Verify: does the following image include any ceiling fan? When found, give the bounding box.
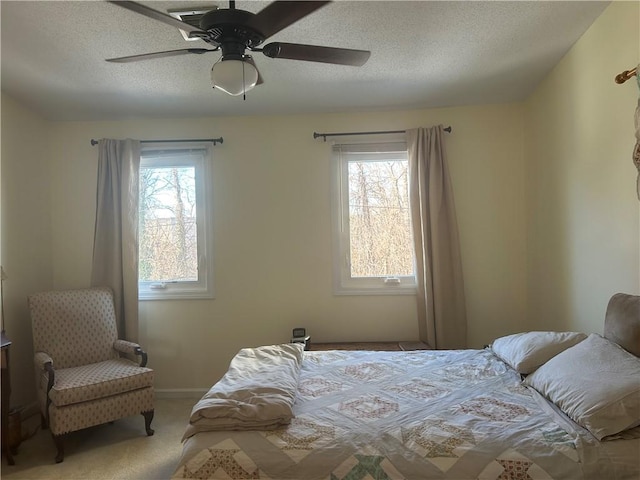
[106,0,371,97]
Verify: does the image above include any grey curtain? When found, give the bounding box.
[91,139,141,342]
[407,126,467,349]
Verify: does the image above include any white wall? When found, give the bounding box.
[39,104,526,393]
[524,1,640,333]
[0,93,54,406]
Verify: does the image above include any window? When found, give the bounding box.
[138,143,214,300]
[331,142,416,295]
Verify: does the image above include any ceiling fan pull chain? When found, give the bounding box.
[242,60,247,101]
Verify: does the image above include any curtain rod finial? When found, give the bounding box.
[312,132,327,142]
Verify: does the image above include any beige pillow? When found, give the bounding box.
[491,331,587,374]
[524,333,640,440]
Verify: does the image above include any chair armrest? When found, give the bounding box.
[113,339,148,367]
[34,351,56,422]
[34,351,54,371]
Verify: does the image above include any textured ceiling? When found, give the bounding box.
[1,1,609,121]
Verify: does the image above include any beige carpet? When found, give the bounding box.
[1,398,195,480]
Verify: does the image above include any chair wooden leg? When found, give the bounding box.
[52,434,64,463]
[142,410,154,436]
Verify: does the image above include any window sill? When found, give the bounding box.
[139,289,214,301]
[333,287,417,296]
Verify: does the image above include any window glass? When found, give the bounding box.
[332,143,416,295]
[139,144,214,300]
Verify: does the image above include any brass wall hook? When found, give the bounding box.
[615,67,637,84]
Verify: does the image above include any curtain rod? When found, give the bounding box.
[90,137,223,146]
[313,126,452,142]
[615,66,637,84]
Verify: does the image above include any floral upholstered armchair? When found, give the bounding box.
[28,287,154,463]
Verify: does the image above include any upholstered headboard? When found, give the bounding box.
[604,293,640,357]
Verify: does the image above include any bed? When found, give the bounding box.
[172,293,640,480]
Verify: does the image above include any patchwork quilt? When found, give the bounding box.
[172,348,640,479]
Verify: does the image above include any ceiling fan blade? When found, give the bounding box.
[107,1,207,36]
[244,56,264,85]
[246,1,330,40]
[262,43,371,66]
[106,48,218,63]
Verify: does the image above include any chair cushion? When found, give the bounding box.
[47,358,154,407]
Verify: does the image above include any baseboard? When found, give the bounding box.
[155,388,208,399]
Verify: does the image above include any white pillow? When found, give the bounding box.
[491,331,587,374]
[524,333,640,440]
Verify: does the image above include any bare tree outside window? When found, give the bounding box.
[139,165,198,282]
[348,159,413,278]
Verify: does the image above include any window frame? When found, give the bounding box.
[331,142,417,296]
[138,142,214,301]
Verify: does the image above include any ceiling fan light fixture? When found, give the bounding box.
[211,58,258,96]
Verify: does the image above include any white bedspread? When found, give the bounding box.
[183,343,304,439]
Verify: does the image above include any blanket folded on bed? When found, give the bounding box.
[182,343,304,440]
